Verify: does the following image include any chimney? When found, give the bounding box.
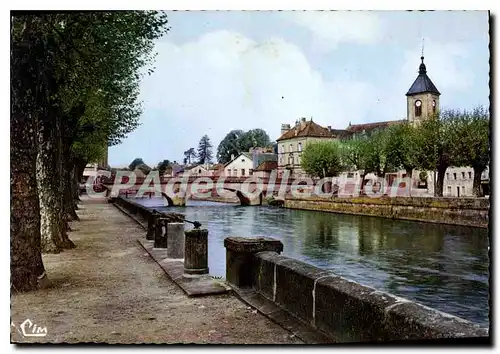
[280,123,291,135]
[231,154,235,161]
[299,117,307,129]
[327,125,332,130]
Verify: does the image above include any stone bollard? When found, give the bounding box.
[184,229,209,275]
[166,223,185,259]
[224,237,283,289]
[154,218,168,248]
[146,211,158,240]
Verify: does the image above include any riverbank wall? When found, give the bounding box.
[189,195,240,204]
[284,196,489,228]
[224,237,489,343]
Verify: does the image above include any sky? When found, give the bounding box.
[108,10,490,168]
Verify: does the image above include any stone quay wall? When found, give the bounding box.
[284,196,489,228]
[112,195,155,225]
[224,237,489,343]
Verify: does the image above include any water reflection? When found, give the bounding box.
[134,197,489,326]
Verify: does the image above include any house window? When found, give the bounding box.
[297,156,300,165]
[241,169,245,176]
[415,100,422,117]
[347,172,354,178]
[453,173,457,180]
[432,100,436,114]
[447,186,452,195]
[298,142,302,152]
[289,144,293,152]
[249,169,253,175]
[446,173,449,180]
[468,172,472,179]
[227,169,231,176]
[198,169,202,174]
[281,145,284,154]
[233,169,237,175]
[288,154,293,165]
[462,186,465,194]
[461,172,465,179]
[242,159,245,162]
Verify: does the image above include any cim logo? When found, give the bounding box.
[15,319,47,337]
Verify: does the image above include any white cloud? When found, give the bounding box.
[285,11,384,52]
[109,12,488,166]
[136,30,380,163]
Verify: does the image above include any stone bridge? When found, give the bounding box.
[101,175,299,206]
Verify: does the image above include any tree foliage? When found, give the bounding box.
[384,122,419,173]
[216,130,244,164]
[216,128,271,163]
[183,148,197,165]
[239,129,271,151]
[156,159,171,176]
[129,158,145,171]
[444,106,490,196]
[360,129,395,177]
[301,140,343,178]
[337,107,489,196]
[197,135,213,164]
[340,137,368,172]
[412,112,460,196]
[11,11,170,291]
[136,163,151,175]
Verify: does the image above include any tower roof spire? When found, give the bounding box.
[419,38,426,74]
[419,56,427,75]
[406,45,440,97]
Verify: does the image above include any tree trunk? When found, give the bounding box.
[36,113,64,253]
[60,156,76,248]
[74,159,86,202]
[11,16,47,292]
[72,161,84,204]
[472,166,484,197]
[359,173,366,196]
[11,114,48,291]
[62,152,79,221]
[435,165,447,197]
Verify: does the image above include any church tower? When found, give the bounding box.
[406,56,440,124]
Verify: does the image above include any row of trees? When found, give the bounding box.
[301,107,490,197]
[11,12,169,291]
[180,134,214,165]
[124,158,175,176]
[125,129,272,172]
[124,134,214,177]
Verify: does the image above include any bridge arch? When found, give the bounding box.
[161,192,174,207]
[223,188,262,206]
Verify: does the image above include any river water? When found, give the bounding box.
[135,197,490,326]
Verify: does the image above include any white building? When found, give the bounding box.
[185,164,211,177]
[224,153,254,177]
[443,166,490,197]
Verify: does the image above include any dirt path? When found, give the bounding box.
[10,197,302,344]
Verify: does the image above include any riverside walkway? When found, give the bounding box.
[10,197,302,344]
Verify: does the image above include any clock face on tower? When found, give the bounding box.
[415,100,422,107]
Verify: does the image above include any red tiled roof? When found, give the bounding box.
[345,120,405,134]
[254,161,278,172]
[277,120,333,141]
